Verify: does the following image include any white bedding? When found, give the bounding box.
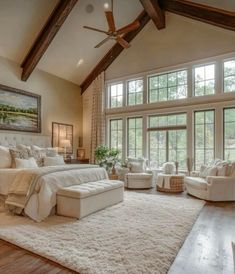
[1,165,108,222]
[0,168,22,196]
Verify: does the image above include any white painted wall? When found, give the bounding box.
[0,56,82,156]
[106,13,235,81]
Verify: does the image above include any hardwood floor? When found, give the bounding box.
[0,189,234,274]
[0,240,76,274]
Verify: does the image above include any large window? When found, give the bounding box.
[194,110,215,170]
[224,60,235,93]
[127,117,143,157]
[148,113,187,168]
[148,70,187,103]
[224,108,235,160]
[127,79,143,105]
[109,119,123,157]
[194,64,215,96]
[109,83,123,108]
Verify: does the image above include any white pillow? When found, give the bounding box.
[46,148,58,157]
[129,162,144,173]
[15,157,38,169]
[207,166,217,176]
[44,156,65,166]
[217,165,227,176]
[16,144,31,150]
[0,146,12,168]
[31,145,58,157]
[162,162,175,174]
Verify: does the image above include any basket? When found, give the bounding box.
[157,176,184,193]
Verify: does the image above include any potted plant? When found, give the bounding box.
[95,145,120,174]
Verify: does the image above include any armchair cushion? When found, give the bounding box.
[127,157,146,173]
[185,177,207,190]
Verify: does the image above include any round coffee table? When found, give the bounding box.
[156,173,185,193]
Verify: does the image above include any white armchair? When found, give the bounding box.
[118,157,153,189]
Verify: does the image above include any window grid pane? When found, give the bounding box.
[224,60,235,93]
[194,110,215,170]
[148,70,187,103]
[127,117,143,158]
[224,108,235,160]
[127,79,144,106]
[110,119,123,158]
[109,83,123,108]
[194,64,215,96]
[149,113,187,169]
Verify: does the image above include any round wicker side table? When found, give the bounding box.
[156,173,185,193]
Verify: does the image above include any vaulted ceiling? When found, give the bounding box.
[0,0,234,89]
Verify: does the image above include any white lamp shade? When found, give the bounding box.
[60,139,71,148]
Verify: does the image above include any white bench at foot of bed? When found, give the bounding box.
[56,180,124,219]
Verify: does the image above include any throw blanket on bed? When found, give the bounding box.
[5,164,100,215]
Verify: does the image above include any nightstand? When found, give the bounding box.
[65,159,89,164]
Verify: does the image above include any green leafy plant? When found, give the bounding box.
[95,144,120,173]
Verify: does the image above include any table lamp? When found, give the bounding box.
[60,139,71,159]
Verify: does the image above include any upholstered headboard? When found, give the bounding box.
[0,132,51,147]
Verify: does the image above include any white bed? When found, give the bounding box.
[0,133,107,222]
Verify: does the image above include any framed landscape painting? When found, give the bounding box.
[0,84,41,133]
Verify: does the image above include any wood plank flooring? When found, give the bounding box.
[0,189,234,274]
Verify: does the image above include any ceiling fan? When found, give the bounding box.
[83,0,140,49]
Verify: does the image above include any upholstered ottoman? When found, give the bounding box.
[57,180,124,219]
[125,173,153,189]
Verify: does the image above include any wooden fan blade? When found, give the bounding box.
[83,26,109,34]
[94,37,110,48]
[116,36,130,49]
[105,11,116,32]
[117,21,140,35]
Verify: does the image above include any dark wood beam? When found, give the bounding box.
[139,0,165,29]
[159,0,235,31]
[80,11,150,93]
[21,0,78,81]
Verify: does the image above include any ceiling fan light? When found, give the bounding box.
[76,59,84,67]
[103,3,110,10]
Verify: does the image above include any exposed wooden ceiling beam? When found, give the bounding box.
[139,0,165,29]
[159,0,235,31]
[21,0,78,81]
[80,11,150,93]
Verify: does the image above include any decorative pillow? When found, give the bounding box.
[207,166,217,176]
[127,157,146,173]
[0,146,12,168]
[31,145,42,150]
[162,162,175,174]
[28,149,46,167]
[44,156,65,166]
[9,148,29,168]
[15,157,38,169]
[217,166,227,176]
[46,147,58,157]
[129,162,144,173]
[16,144,31,150]
[31,145,58,158]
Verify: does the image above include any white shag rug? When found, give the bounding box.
[0,192,204,274]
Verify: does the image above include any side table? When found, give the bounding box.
[65,158,89,164]
[108,174,119,180]
[156,173,185,193]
